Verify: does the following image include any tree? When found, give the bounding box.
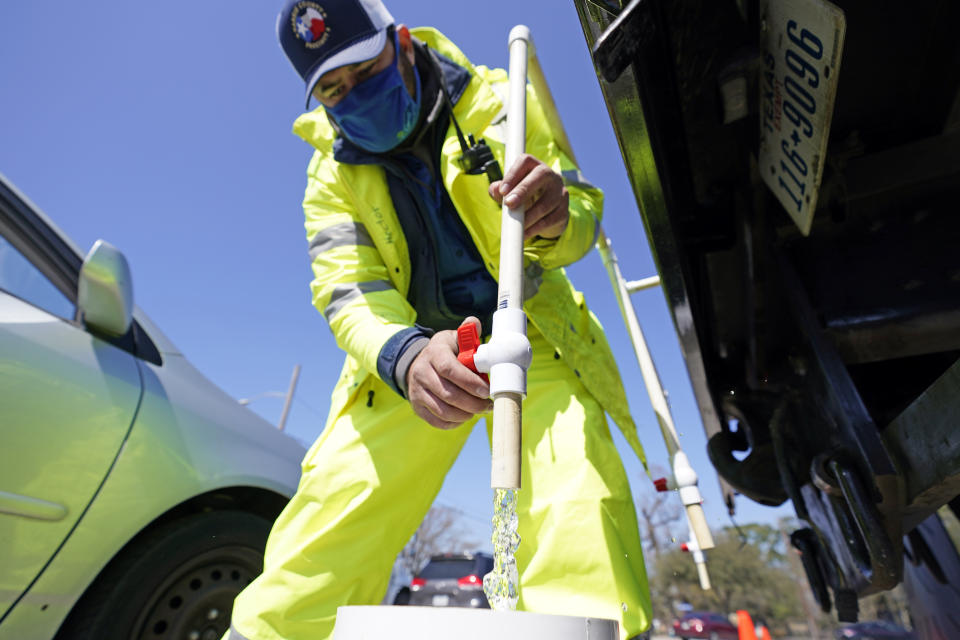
[382,505,480,603]
[397,505,480,576]
[651,526,802,631]
[731,522,788,565]
[779,517,834,639]
[859,585,911,629]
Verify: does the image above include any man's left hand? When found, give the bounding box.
[488,154,569,241]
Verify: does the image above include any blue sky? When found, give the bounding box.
[0,1,793,549]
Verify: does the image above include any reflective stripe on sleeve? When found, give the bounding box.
[324,280,394,322]
[308,222,374,261]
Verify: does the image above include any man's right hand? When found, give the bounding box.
[405,317,492,429]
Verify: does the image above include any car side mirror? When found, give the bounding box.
[78,239,133,337]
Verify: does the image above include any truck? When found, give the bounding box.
[572,0,960,635]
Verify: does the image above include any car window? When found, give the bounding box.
[0,234,74,320]
[419,559,476,579]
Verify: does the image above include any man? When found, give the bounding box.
[227,1,651,638]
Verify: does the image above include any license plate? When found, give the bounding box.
[759,0,845,235]
[432,594,450,607]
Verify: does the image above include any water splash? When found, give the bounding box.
[482,488,521,610]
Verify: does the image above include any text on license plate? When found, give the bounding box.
[432,594,450,606]
[759,0,845,235]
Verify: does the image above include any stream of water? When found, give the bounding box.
[482,488,521,611]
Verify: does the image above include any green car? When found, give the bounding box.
[0,173,305,640]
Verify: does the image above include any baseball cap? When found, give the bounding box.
[277,0,395,109]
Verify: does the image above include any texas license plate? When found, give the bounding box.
[759,0,845,235]
[432,594,450,606]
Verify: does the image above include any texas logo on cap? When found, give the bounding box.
[291,2,330,49]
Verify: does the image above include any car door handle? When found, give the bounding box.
[0,490,68,521]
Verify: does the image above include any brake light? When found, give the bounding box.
[411,577,426,589]
[457,574,481,587]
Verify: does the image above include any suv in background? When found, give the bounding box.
[672,611,738,640]
[408,552,494,608]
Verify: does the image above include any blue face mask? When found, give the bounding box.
[326,31,421,153]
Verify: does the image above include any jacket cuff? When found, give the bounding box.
[394,336,431,398]
[376,326,434,398]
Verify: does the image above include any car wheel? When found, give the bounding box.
[56,510,271,640]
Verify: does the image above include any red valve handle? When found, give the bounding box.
[653,477,669,492]
[456,323,489,383]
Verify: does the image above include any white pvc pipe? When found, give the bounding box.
[683,525,712,591]
[625,275,661,293]
[489,25,532,490]
[498,25,531,312]
[696,557,712,591]
[596,227,714,550]
[596,228,681,459]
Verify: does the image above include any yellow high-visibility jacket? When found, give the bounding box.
[293,27,645,466]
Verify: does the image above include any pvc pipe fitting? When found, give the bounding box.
[681,537,708,565]
[681,539,700,554]
[672,451,703,507]
[508,25,533,54]
[652,452,703,504]
[474,308,532,397]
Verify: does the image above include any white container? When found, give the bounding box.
[332,606,619,640]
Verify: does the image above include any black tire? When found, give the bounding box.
[56,510,271,640]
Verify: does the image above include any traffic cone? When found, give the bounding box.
[736,610,759,640]
[758,625,773,640]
